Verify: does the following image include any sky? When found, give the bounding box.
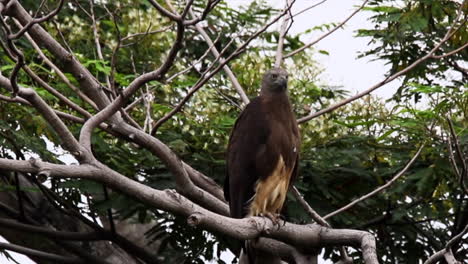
[1,1,403,263]
[230,0,402,99]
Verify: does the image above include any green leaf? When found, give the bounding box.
[318,50,329,55]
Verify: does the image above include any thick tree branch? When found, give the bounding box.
[0,157,379,263]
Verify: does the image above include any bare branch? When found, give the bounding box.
[288,0,328,20]
[183,0,222,26]
[0,15,25,96]
[0,218,102,241]
[447,132,462,179]
[424,222,468,264]
[291,186,329,227]
[189,8,249,105]
[22,66,92,118]
[8,0,65,40]
[121,25,172,42]
[89,0,112,90]
[147,0,181,21]
[165,34,218,83]
[115,123,229,216]
[0,74,87,159]
[274,0,295,68]
[291,186,352,263]
[286,0,369,58]
[431,42,468,59]
[324,144,424,220]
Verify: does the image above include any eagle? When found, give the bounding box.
[224,67,300,227]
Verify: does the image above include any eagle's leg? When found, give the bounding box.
[262,212,282,227]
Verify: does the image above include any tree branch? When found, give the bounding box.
[0,157,379,263]
[7,0,65,40]
[274,0,295,68]
[189,7,249,105]
[0,74,87,160]
[0,242,84,264]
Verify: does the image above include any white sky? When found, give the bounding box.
[232,0,402,100]
[1,1,400,263]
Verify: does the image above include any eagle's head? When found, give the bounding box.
[261,68,289,94]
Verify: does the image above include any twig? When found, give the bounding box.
[291,186,353,263]
[89,0,112,92]
[0,15,25,96]
[0,218,102,241]
[121,25,172,42]
[286,0,369,58]
[447,132,462,179]
[324,144,424,220]
[291,186,329,227]
[287,0,328,20]
[431,42,468,59]
[152,35,236,132]
[165,33,219,83]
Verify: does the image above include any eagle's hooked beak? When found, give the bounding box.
[277,76,288,87]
